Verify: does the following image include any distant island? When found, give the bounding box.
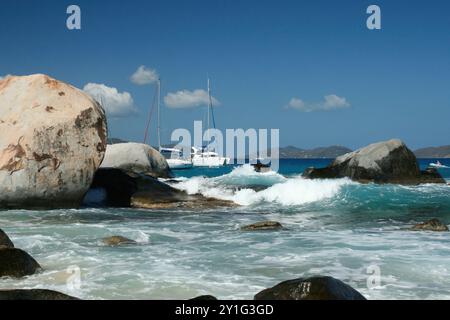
[414,146,450,158]
[108,138,450,159]
[278,146,352,159]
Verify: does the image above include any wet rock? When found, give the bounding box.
[190,295,218,300]
[0,289,79,300]
[241,221,283,231]
[0,74,107,209]
[102,236,137,246]
[410,218,449,232]
[303,139,445,185]
[87,168,236,209]
[100,143,172,179]
[254,276,366,300]
[0,229,14,248]
[0,248,41,278]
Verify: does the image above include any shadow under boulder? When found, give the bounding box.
[254,276,366,300]
[85,168,236,209]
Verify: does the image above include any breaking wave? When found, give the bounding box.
[171,164,354,206]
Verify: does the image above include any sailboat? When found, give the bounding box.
[191,78,230,167]
[146,79,193,170]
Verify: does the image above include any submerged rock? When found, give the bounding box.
[100,143,172,179]
[254,276,366,300]
[88,168,235,209]
[102,236,137,246]
[303,139,445,185]
[410,219,449,232]
[241,221,283,231]
[190,295,218,300]
[0,229,14,248]
[0,289,79,300]
[0,248,41,278]
[0,74,107,209]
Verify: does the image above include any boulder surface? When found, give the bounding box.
[254,276,366,300]
[303,139,445,185]
[100,143,172,178]
[0,247,41,278]
[0,74,107,209]
[0,229,14,248]
[0,289,79,300]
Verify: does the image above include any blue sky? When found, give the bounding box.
[1,0,449,149]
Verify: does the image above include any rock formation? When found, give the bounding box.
[303,139,445,185]
[0,74,107,209]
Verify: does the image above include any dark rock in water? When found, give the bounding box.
[252,163,272,173]
[254,276,366,300]
[0,289,79,300]
[0,229,14,248]
[0,248,41,278]
[88,168,236,209]
[241,221,283,231]
[190,295,218,300]
[303,139,445,185]
[419,168,447,184]
[410,219,449,232]
[102,236,137,246]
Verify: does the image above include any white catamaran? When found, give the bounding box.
[191,78,230,167]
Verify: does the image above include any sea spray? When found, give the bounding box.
[171,164,354,206]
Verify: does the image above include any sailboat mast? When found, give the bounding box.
[157,78,161,151]
[207,78,211,149]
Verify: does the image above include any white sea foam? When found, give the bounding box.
[172,165,353,206]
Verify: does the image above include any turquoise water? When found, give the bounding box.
[1,159,450,300]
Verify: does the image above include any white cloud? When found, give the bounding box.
[130,65,159,85]
[286,94,350,112]
[164,89,220,109]
[83,83,137,117]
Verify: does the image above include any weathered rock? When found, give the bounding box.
[0,248,41,278]
[254,276,366,300]
[303,139,445,185]
[190,295,218,300]
[100,143,172,178]
[241,221,283,231]
[87,168,236,209]
[0,229,14,248]
[410,219,449,232]
[102,236,137,246]
[0,74,107,209]
[0,289,79,300]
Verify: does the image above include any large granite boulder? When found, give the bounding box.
[303,139,445,185]
[86,168,235,209]
[100,143,172,178]
[254,276,366,300]
[0,229,14,248]
[0,247,41,278]
[0,74,107,209]
[0,289,79,300]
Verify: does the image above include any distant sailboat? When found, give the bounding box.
[191,78,230,167]
[145,79,193,170]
